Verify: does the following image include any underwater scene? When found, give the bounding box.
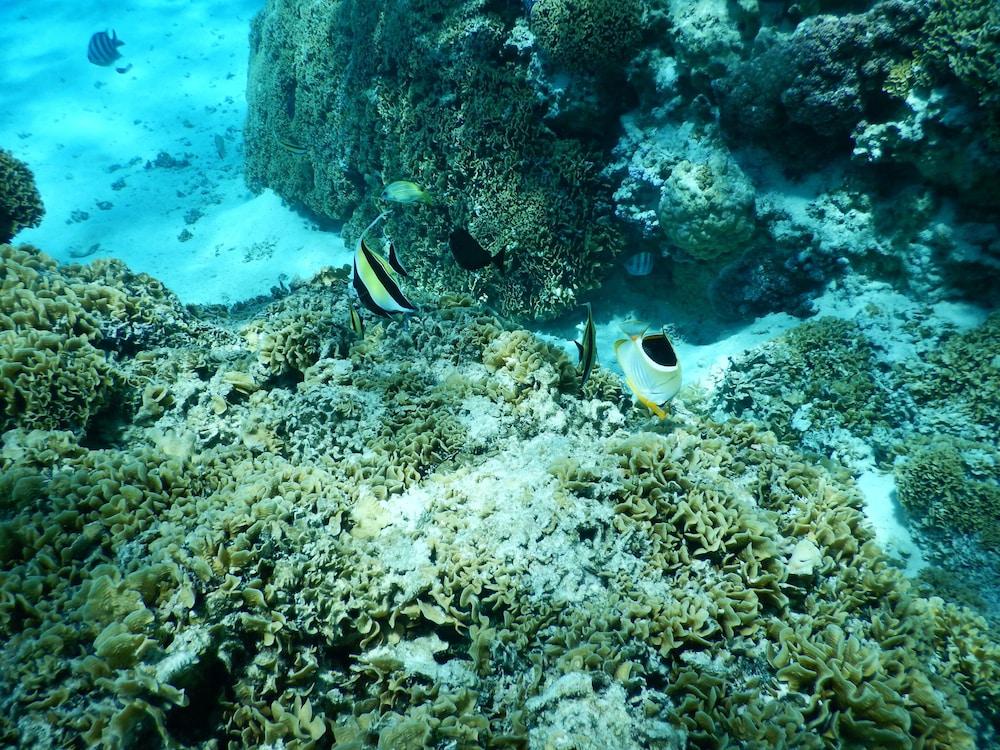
[1,0,998,748]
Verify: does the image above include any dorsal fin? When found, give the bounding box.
[387,241,408,277]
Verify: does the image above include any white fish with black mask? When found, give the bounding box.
[614,325,681,420]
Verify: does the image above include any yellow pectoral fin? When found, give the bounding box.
[624,375,667,420]
[638,394,667,420]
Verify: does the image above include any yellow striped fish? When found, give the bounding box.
[276,134,307,156]
[614,328,681,419]
[380,180,433,205]
[351,236,416,317]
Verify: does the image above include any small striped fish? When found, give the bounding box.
[87,30,124,67]
[276,135,307,156]
[624,251,655,276]
[574,303,597,387]
[348,303,365,338]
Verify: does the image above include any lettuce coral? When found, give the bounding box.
[896,436,1000,552]
[0,149,43,243]
[1,248,998,748]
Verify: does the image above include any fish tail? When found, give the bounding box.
[492,247,506,273]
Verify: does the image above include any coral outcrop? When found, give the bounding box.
[244,0,637,318]
[2,246,998,748]
[0,150,44,244]
[608,0,1000,322]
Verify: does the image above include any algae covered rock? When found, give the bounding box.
[0,149,43,244]
[529,0,643,73]
[658,154,757,261]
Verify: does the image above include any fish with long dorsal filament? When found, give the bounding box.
[573,303,597,387]
[350,212,416,318]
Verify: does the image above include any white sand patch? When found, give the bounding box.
[1,0,338,304]
[856,469,927,577]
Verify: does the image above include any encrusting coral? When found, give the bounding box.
[1,245,997,749]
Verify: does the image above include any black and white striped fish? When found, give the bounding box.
[574,303,597,387]
[87,30,124,67]
[351,236,416,318]
[624,251,655,277]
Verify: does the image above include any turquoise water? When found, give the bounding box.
[1,1,997,748]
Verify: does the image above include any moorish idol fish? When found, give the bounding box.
[574,303,597,387]
[614,327,681,419]
[381,180,433,205]
[87,30,125,68]
[352,236,416,318]
[348,303,365,338]
[448,227,505,272]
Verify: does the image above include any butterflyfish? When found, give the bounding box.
[381,180,434,205]
[574,303,597,386]
[349,303,365,338]
[351,236,416,318]
[449,227,505,272]
[624,251,655,277]
[614,328,681,419]
[87,30,124,67]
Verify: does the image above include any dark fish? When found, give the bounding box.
[87,30,124,67]
[574,303,597,387]
[352,237,416,317]
[624,251,655,277]
[448,227,505,272]
[115,63,133,75]
[386,240,408,277]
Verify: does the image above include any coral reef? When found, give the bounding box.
[895,436,999,553]
[657,153,756,261]
[0,149,43,244]
[709,317,897,463]
[2,247,998,748]
[243,0,999,323]
[529,0,643,73]
[606,0,1000,324]
[244,0,636,318]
